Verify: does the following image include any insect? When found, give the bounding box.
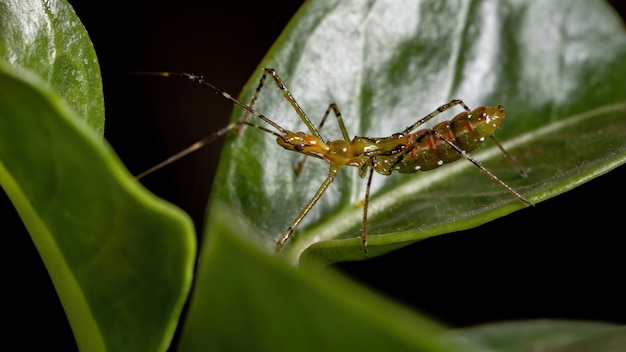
[135,68,533,253]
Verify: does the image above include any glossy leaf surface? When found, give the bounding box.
[206,0,626,264]
[0,1,195,350]
[0,0,104,133]
[3,0,624,350]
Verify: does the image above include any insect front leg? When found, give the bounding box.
[131,71,300,179]
[315,103,350,141]
[237,68,271,134]
[295,103,350,175]
[243,68,324,141]
[276,166,340,252]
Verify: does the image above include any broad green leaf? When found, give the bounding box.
[1,1,195,350]
[452,320,618,352]
[0,63,195,350]
[206,0,626,265]
[179,204,474,352]
[0,0,104,134]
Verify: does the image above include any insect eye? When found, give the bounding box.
[297,131,305,135]
[295,143,306,152]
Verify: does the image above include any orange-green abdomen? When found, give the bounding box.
[392,105,505,173]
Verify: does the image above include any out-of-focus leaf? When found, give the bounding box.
[556,326,626,352]
[178,204,473,352]
[0,61,195,351]
[451,320,618,352]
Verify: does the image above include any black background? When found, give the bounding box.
[3,1,626,350]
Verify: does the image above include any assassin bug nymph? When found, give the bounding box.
[135,68,533,254]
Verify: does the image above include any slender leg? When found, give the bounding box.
[314,103,350,141]
[490,136,528,178]
[295,103,350,175]
[402,99,470,134]
[360,167,375,253]
[237,68,272,134]
[433,130,533,206]
[276,166,340,252]
[132,70,319,178]
[136,69,328,139]
[240,68,323,140]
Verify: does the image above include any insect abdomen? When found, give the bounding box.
[393,106,503,173]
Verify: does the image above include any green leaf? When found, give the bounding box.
[452,320,619,352]
[0,0,104,133]
[0,50,194,352]
[1,1,195,349]
[207,0,626,264]
[178,204,472,352]
[4,0,623,349]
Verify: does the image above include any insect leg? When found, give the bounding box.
[276,166,340,252]
[402,99,470,134]
[131,72,296,178]
[260,68,325,141]
[360,167,375,253]
[313,103,350,141]
[433,131,533,206]
[237,68,272,134]
[490,135,528,178]
[295,103,350,175]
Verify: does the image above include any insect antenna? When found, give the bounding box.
[135,120,283,179]
[133,72,288,133]
[130,72,288,179]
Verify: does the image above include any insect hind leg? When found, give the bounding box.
[402,99,471,134]
[237,69,270,134]
[433,130,533,206]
